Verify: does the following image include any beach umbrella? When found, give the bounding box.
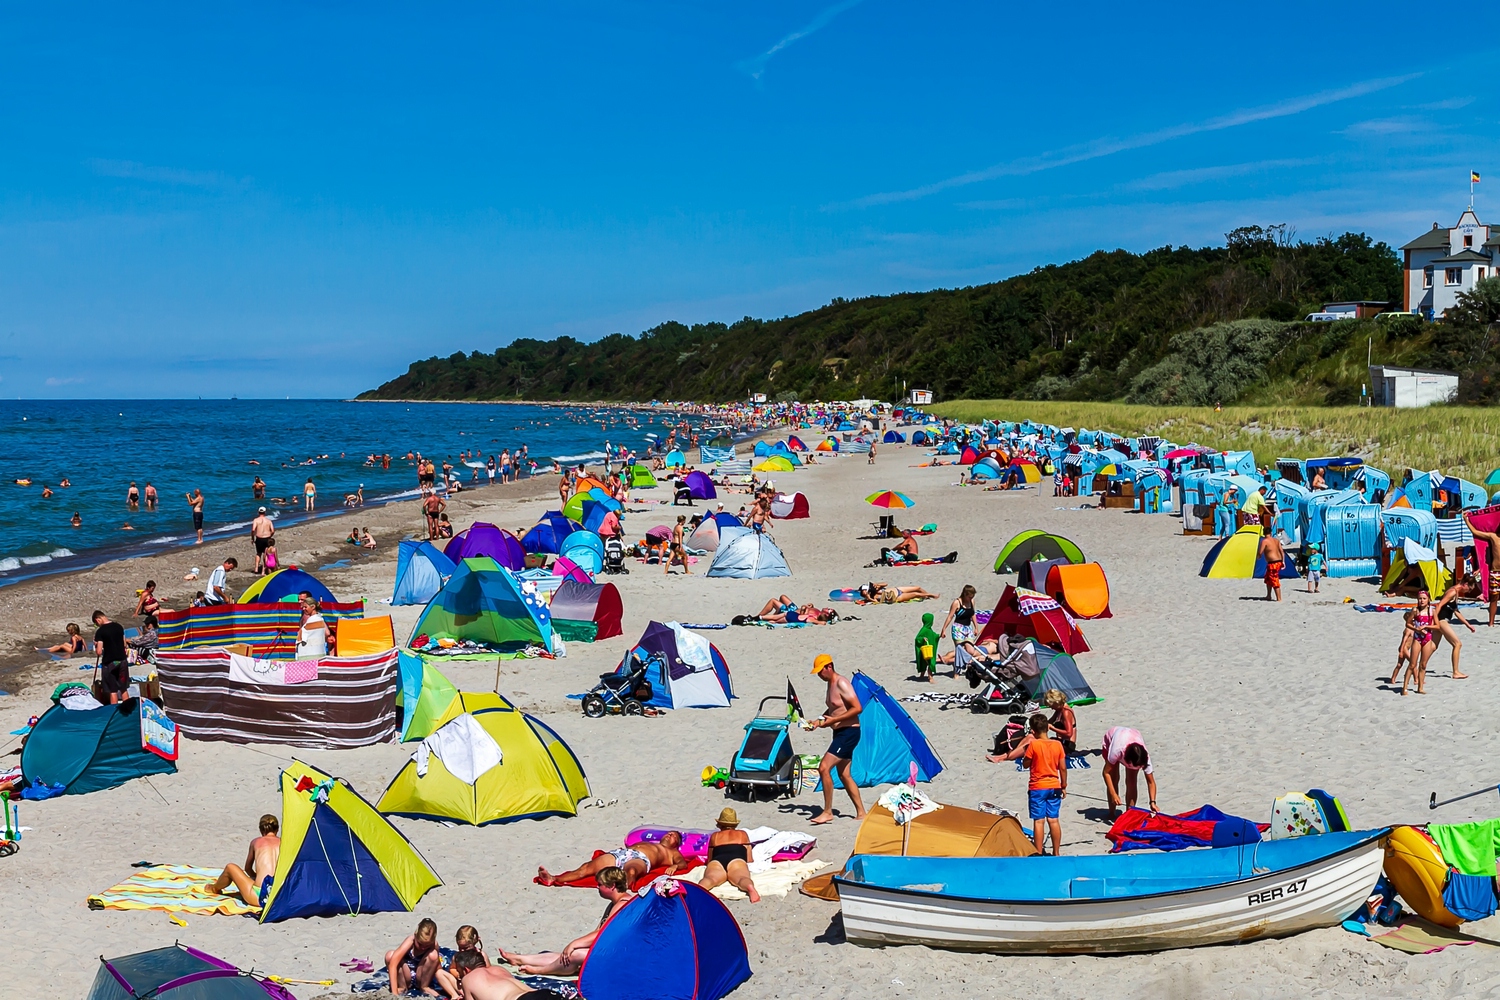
[1163,448,1204,461]
[866,491,914,509]
[1486,468,1500,487]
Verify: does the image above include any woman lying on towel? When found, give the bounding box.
[859,581,941,604]
[744,598,835,625]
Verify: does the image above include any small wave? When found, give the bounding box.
[19,554,51,566]
[145,535,184,544]
[0,558,19,572]
[47,547,74,558]
[551,451,607,464]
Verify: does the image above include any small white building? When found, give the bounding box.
[1368,365,1458,407]
[908,389,933,405]
[1401,208,1496,318]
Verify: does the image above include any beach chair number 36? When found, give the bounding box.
[1246,878,1306,906]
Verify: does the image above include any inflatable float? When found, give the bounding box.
[1383,825,1461,927]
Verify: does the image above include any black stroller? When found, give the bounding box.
[963,641,1038,714]
[582,648,658,717]
[601,535,629,574]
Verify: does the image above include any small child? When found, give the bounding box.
[1305,542,1323,593]
[987,713,1067,855]
[434,925,488,999]
[868,441,876,465]
[385,917,442,997]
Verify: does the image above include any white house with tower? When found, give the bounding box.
[1401,207,1496,318]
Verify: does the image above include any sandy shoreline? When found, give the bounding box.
[4,429,1500,1000]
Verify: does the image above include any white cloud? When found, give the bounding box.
[740,0,865,81]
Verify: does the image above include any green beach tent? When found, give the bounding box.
[629,464,658,488]
[409,557,553,652]
[993,530,1086,574]
[397,652,460,742]
[259,760,441,922]
[378,691,590,825]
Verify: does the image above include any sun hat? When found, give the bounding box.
[811,653,834,674]
[716,807,739,828]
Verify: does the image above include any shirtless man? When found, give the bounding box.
[889,532,919,562]
[1463,512,1500,626]
[810,654,866,825]
[501,867,636,977]
[1256,530,1284,602]
[445,955,549,1000]
[535,831,686,887]
[250,507,276,575]
[422,489,446,540]
[184,487,205,544]
[209,814,281,910]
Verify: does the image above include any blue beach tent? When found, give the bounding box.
[392,540,457,606]
[521,512,584,555]
[706,526,790,579]
[409,557,553,651]
[882,430,905,443]
[823,671,944,790]
[20,698,176,795]
[578,880,751,1000]
[613,621,733,709]
[560,530,606,575]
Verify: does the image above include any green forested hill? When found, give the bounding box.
[360,227,1406,404]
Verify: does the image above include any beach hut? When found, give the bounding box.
[628,464,658,489]
[87,945,296,1000]
[612,621,733,709]
[409,557,553,653]
[707,526,791,579]
[977,586,1090,655]
[237,567,336,606]
[578,881,751,1000]
[993,530,1085,574]
[1379,508,1437,552]
[521,512,584,555]
[259,760,441,922]
[769,491,810,519]
[392,540,456,606]
[378,691,590,826]
[822,671,944,790]
[444,522,527,572]
[548,579,624,641]
[20,698,177,796]
[560,530,605,575]
[683,469,716,500]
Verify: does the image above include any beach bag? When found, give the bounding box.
[991,715,1029,755]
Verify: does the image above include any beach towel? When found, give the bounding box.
[1430,819,1500,876]
[1442,872,1499,921]
[87,864,260,916]
[1106,805,1261,853]
[535,851,676,891]
[681,623,729,630]
[1370,920,1481,954]
[867,553,958,567]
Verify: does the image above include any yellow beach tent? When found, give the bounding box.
[377,692,590,825]
[1200,524,1265,579]
[754,457,795,472]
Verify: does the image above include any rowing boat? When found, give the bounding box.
[833,828,1387,954]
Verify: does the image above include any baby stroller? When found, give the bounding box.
[725,695,804,800]
[601,535,629,575]
[581,648,657,717]
[963,644,1035,714]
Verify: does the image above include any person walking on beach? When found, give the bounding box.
[303,478,316,511]
[1257,530,1284,602]
[665,515,690,575]
[867,440,876,465]
[809,654,865,825]
[988,713,1066,855]
[185,487,205,544]
[1305,542,1323,594]
[250,507,276,575]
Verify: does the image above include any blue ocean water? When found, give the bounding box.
[0,399,704,586]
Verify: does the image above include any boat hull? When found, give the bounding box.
[836,835,1386,954]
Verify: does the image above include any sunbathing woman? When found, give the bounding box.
[697,807,760,903]
[43,623,85,657]
[757,595,799,618]
[502,867,636,976]
[858,582,940,603]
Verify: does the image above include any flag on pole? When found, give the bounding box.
[1473,172,1482,184]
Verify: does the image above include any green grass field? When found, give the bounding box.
[927,400,1500,485]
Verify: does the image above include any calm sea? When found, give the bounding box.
[0,399,708,586]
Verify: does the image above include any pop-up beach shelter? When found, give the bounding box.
[683,469,716,499]
[87,944,295,1000]
[445,522,527,572]
[398,652,460,742]
[1199,524,1300,579]
[664,449,686,467]
[378,691,590,825]
[259,759,441,922]
[578,880,751,1000]
[823,671,944,790]
[882,430,905,443]
[993,530,1085,574]
[238,567,336,605]
[689,512,744,552]
[522,513,584,555]
[560,530,605,575]
[1045,562,1112,619]
[977,585,1090,655]
[707,526,791,578]
[753,441,772,458]
[613,621,733,709]
[548,579,624,641]
[770,491,810,519]
[1019,641,1100,705]
[21,698,177,795]
[410,557,553,652]
[1381,537,1453,596]
[787,435,808,451]
[753,456,794,473]
[392,540,457,606]
[629,464,658,488]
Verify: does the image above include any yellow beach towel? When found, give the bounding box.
[87,864,259,916]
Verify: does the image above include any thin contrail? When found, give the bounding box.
[741,0,866,80]
[838,72,1422,208]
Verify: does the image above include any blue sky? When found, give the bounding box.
[1,2,1496,398]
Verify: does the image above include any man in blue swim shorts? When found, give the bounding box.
[810,654,866,826]
[208,813,281,909]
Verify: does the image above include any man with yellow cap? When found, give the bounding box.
[809,653,865,825]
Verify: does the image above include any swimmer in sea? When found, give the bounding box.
[41,486,53,498]
[71,512,81,527]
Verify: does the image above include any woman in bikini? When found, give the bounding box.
[1044,688,1077,754]
[697,807,760,903]
[43,623,86,657]
[858,581,940,604]
[938,584,984,675]
[1432,576,1477,681]
[133,580,160,619]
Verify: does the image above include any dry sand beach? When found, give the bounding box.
[4,438,1500,999]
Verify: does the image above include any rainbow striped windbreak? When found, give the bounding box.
[158,601,366,659]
